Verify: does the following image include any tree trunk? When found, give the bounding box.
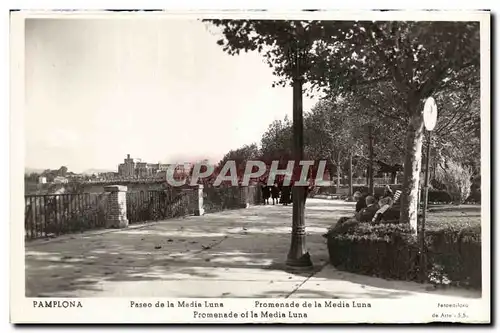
[348,152,353,196]
[432,156,437,181]
[286,72,312,268]
[327,160,336,186]
[366,166,369,187]
[391,171,397,184]
[368,125,374,195]
[336,152,341,194]
[400,109,425,232]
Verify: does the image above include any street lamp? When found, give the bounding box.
[286,22,313,270]
[420,97,438,281]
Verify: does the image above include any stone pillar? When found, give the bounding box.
[104,185,128,228]
[194,184,205,216]
[240,187,250,208]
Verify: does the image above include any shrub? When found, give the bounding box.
[435,161,473,204]
[427,189,453,204]
[327,223,420,281]
[327,221,481,289]
[465,188,481,204]
[425,224,481,288]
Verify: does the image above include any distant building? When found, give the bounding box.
[158,163,170,172]
[117,154,194,179]
[38,176,47,184]
[176,163,193,175]
[53,176,68,184]
[135,162,154,177]
[67,173,85,181]
[99,172,118,180]
[156,170,167,179]
[118,154,137,177]
[147,163,160,173]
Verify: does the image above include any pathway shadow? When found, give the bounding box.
[25,206,334,297]
[25,202,480,299]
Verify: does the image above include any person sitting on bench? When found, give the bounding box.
[383,185,394,198]
[372,189,402,223]
[355,195,380,222]
[355,191,370,213]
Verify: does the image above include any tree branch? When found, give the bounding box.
[357,95,405,123]
[367,23,410,95]
[418,60,478,99]
[435,97,474,135]
[350,75,392,89]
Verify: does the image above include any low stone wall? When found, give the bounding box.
[25,184,262,239]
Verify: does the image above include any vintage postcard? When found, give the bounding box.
[10,9,490,324]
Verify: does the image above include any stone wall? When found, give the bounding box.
[25,183,263,239]
[104,185,128,228]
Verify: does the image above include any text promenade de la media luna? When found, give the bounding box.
[130,300,372,319]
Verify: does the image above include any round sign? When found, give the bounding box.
[423,97,438,131]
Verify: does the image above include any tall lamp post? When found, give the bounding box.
[286,22,313,269]
[420,97,438,281]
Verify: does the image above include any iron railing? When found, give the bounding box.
[24,193,107,240]
[203,185,261,213]
[25,186,263,240]
[126,189,198,223]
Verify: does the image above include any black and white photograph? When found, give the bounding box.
[10,9,490,324]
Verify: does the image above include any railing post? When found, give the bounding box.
[104,185,129,228]
[194,184,205,216]
[240,186,250,208]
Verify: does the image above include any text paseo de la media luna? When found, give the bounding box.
[129,300,373,309]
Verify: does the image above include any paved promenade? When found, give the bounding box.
[25,199,480,300]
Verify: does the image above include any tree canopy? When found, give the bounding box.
[205,19,481,225]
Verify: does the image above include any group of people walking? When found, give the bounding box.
[261,183,293,206]
[260,182,315,206]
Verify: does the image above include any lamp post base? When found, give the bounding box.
[286,252,313,270]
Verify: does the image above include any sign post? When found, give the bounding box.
[420,97,438,281]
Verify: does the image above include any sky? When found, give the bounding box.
[24,18,319,173]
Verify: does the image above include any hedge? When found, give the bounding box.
[426,189,481,204]
[427,190,453,203]
[326,221,481,289]
[465,189,481,204]
[425,224,481,287]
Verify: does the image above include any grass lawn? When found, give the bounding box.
[425,204,481,231]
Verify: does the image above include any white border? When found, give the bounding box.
[8,9,491,325]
